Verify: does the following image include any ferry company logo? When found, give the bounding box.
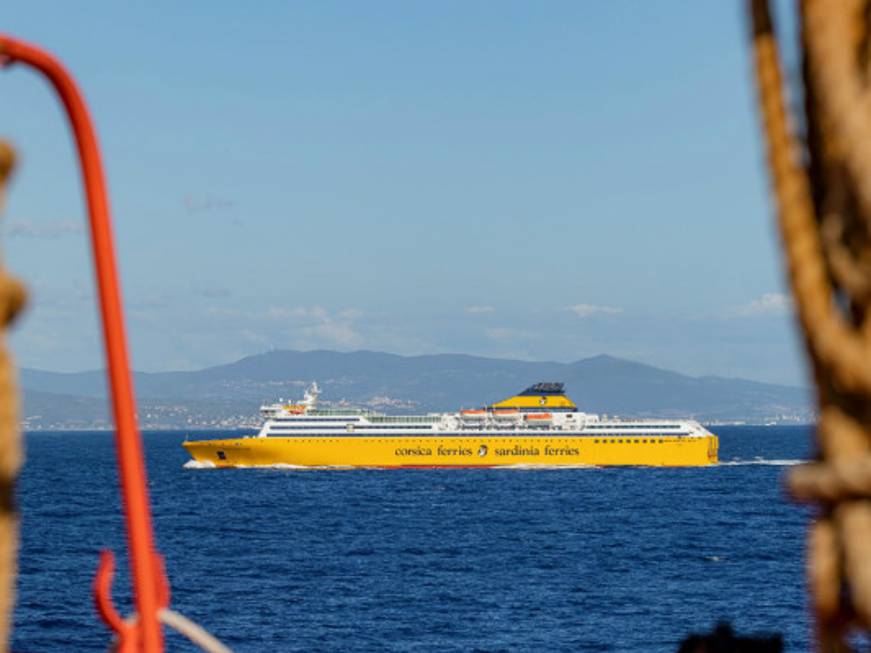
[478,444,488,457]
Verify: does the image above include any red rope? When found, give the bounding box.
[0,35,165,651]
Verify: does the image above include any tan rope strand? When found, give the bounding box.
[838,503,871,624]
[745,0,871,398]
[0,142,26,653]
[804,0,871,235]
[749,1,871,647]
[808,518,843,652]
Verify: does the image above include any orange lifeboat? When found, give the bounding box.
[492,408,520,420]
[460,409,486,420]
[525,412,553,422]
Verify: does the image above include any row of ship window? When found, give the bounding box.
[266,427,677,439]
[586,424,680,430]
[273,417,358,422]
[308,410,363,416]
[594,439,668,443]
[269,425,433,430]
[272,419,684,429]
[272,417,440,424]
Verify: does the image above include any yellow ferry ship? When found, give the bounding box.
[182,382,718,467]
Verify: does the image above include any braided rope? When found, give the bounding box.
[748,0,871,647]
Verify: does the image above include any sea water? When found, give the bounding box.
[13,426,813,652]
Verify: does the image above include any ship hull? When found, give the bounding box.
[183,434,719,468]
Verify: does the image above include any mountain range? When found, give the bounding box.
[18,350,813,430]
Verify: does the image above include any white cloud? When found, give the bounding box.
[298,320,363,348]
[195,286,230,299]
[266,306,322,320]
[485,327,532,342]
[207,307,242,318]
[265,305,364,348]
[465,305,495,315]
[735,293,793,317]
[182,196,236,214]
[4,219,82,238]
[566,304,623,318]
[339,308,364,320]
[240,329,269,346]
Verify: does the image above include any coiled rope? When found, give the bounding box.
[748,0,871,648]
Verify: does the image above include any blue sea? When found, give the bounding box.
[13,426,813,652]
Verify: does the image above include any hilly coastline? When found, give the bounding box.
[19,350,813,430]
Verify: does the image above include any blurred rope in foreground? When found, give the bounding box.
[0,143,28,652]
[749,0,871,649]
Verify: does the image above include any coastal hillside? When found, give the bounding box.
[19,350,812,429]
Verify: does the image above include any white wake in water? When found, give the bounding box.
[181,461,356,471]
[718,458,807,467]
[182,459,807,470]
[182,460,216,469]
[496,464,600,471]
[236,463,355,470]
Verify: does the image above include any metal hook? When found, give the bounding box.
[93,550,137,651]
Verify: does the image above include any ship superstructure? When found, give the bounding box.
[183,382,718,467]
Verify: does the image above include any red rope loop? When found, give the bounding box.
[0,34,166,651]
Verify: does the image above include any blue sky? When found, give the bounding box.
[1,2,807,385]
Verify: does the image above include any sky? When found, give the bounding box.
[0,2,809,385]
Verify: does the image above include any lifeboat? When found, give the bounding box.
[525,412,553,423]
[492,408,521,420]
[460,409,486,420]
